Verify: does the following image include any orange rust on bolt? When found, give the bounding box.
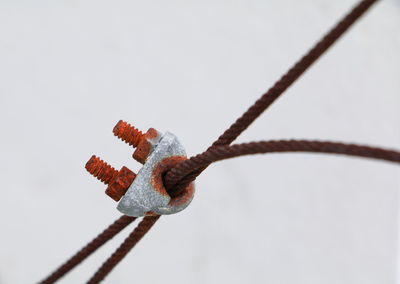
[106,166,137,201]
[113,120,144,148]
[85,155,119,185]
[133,128,159,164]
[151,156,194,207]
[85,155,136,201]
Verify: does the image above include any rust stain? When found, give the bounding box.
[144,211,158,216]
[168,183,194,207]
[133,139,151,164]
[113,120,144,148]
[105,166,136,201]
[133,128,159,164]
[85,155,119,185]
[151,156,194,206]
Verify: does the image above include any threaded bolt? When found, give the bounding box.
[85,155,137,201]
[113,120,144,148]
[85,155,119,185]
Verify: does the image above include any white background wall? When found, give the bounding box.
[0,0,399,283]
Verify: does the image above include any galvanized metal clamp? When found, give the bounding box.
[85,121,195,217]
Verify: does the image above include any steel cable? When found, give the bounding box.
[167,140,400,180]
[86,216,160,284]
[164,0,380,196]
[39,0,382,282]
[39,215,136,284]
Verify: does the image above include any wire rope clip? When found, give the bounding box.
[85,120,195,217]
